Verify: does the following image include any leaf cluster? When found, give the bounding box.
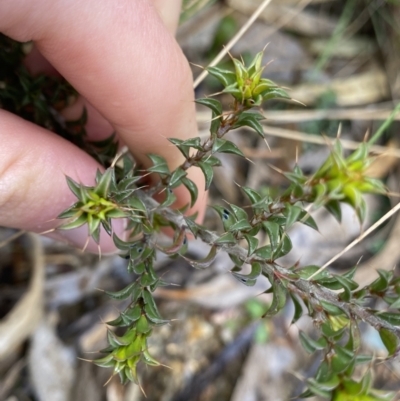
[3,37,399,398]
[57,50,399,397]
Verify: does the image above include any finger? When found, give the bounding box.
[0,0,196,168]
[24,0,182,139]
[0,110,119,253]
[0,0,206,217]
[151,0,182,34]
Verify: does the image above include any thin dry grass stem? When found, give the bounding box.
[386,192,400,198]
[263,136,271,151]
[0,230,25,248]
[261,125,400,158]
[363,129,370,142]
[39,228,56,235]
[381,361,400,382]
[81,236,90,253]
[197,106,400,123]
[111,146,129,168]
[266,163,285,175]
[193,0,273,89]
[98,243,102,261]
[336,123,342,139]
[308,202,400,280]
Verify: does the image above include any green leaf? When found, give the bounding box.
[283,204,303,229]
[93,354,115,368]
[299,331,327,353]
[229,219,252,232]
[197,161,214,190]
[57,205,79,219]
[241,186,262,205]
[58,213,87,230]
[183,245,218,269]
[106,208,126,218]
[169,167,187,188]
[320,300,346,316]
[337,275,358,301]
[233,111,264,138]
[346,142,369,164]
[195,97,222,134]
[88,219,101,244]
[231,261,262,286]
[128,242,147,261]
[325,200,342,222]
[290,294,304,323]
[123,305,142,324]
[214,232,236,245]
[213,205,237,231]
[308,376,340,392]
[181,177,198,207]
[229,204,248,221]
[342,378,365,396]
[168,138,190,159]
[65,176,82,199]
[142,289,167,324]
[112,233,133,252]
[312,182,327,206]
[331,345,355,373]
[244,234,258,256]
[182,137,203,149]
[346,323,361,352]
[263,221,280,249]
[315,361,332,383]
[377,312,400,326]
[263,279,287,317]
[379,328,399,356]
[183,215,202,238]
[206,155,222,167]
[370,269,393,293]
[229,254,244,267]
[105,282,141,301]
[147,154,170,175]
[206,66,237,87]
[321,321,347,339]
[157,227,187,256]
[160,188,176,207]
[343,266,358,281]
[297,265,329,280]
[105,316,124,327]
[273,233,292,258]
[212,138,245,157]
[255,245,273,260]
[261,88,290,101]
[299,211,319,231]
[96,168,114,198]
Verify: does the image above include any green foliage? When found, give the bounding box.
[3,38,400,398]
[55,50,400,398]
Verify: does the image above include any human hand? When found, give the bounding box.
[0,0,206,252]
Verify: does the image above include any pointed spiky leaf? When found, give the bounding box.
[233,111,264,138]
[231,262,262,286]
[195,97,222,134]
[183,246,218,269]
[197,161,214,190]
[206,66,237,87]
[244,234,258,256]
[181,177,198,207]
[212,138,245,157]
